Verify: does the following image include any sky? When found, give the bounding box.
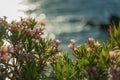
[0,0,26,21]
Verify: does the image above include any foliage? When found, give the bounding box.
[0,16,120,80]
[52,26,120,80]
[0,17,59,80]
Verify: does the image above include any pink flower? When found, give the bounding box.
[88,38,94,42]
[25,29,32,36]
[68,43,74,49]
[33,34,41,39]
[86,37,94,45]
[9,26,20,32]
[0,54,10,61]
[109,51,120,60]
[94,41,101,47]
[55,40,60,45]
[53,40,60,47]
[0,46,8,55]
[40,22,45,30]
[7,46,14,54]
[70,39,76,45]
[68,39,76,50]
[108,66,120,80]
[86,47,92,53]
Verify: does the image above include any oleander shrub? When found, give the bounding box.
[0,16,120,80]
[52,25,120,80]
[0,17,59,80]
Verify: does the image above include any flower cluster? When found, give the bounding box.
[68,39,76,50]
[52,39,60,52]
[0,17,59,80]
[108,65,120,80]
[0,45,10,62]
[109,50,120,60]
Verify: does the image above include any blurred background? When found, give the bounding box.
[0,0,120,54]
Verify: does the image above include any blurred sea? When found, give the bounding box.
[21,0,120,54]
